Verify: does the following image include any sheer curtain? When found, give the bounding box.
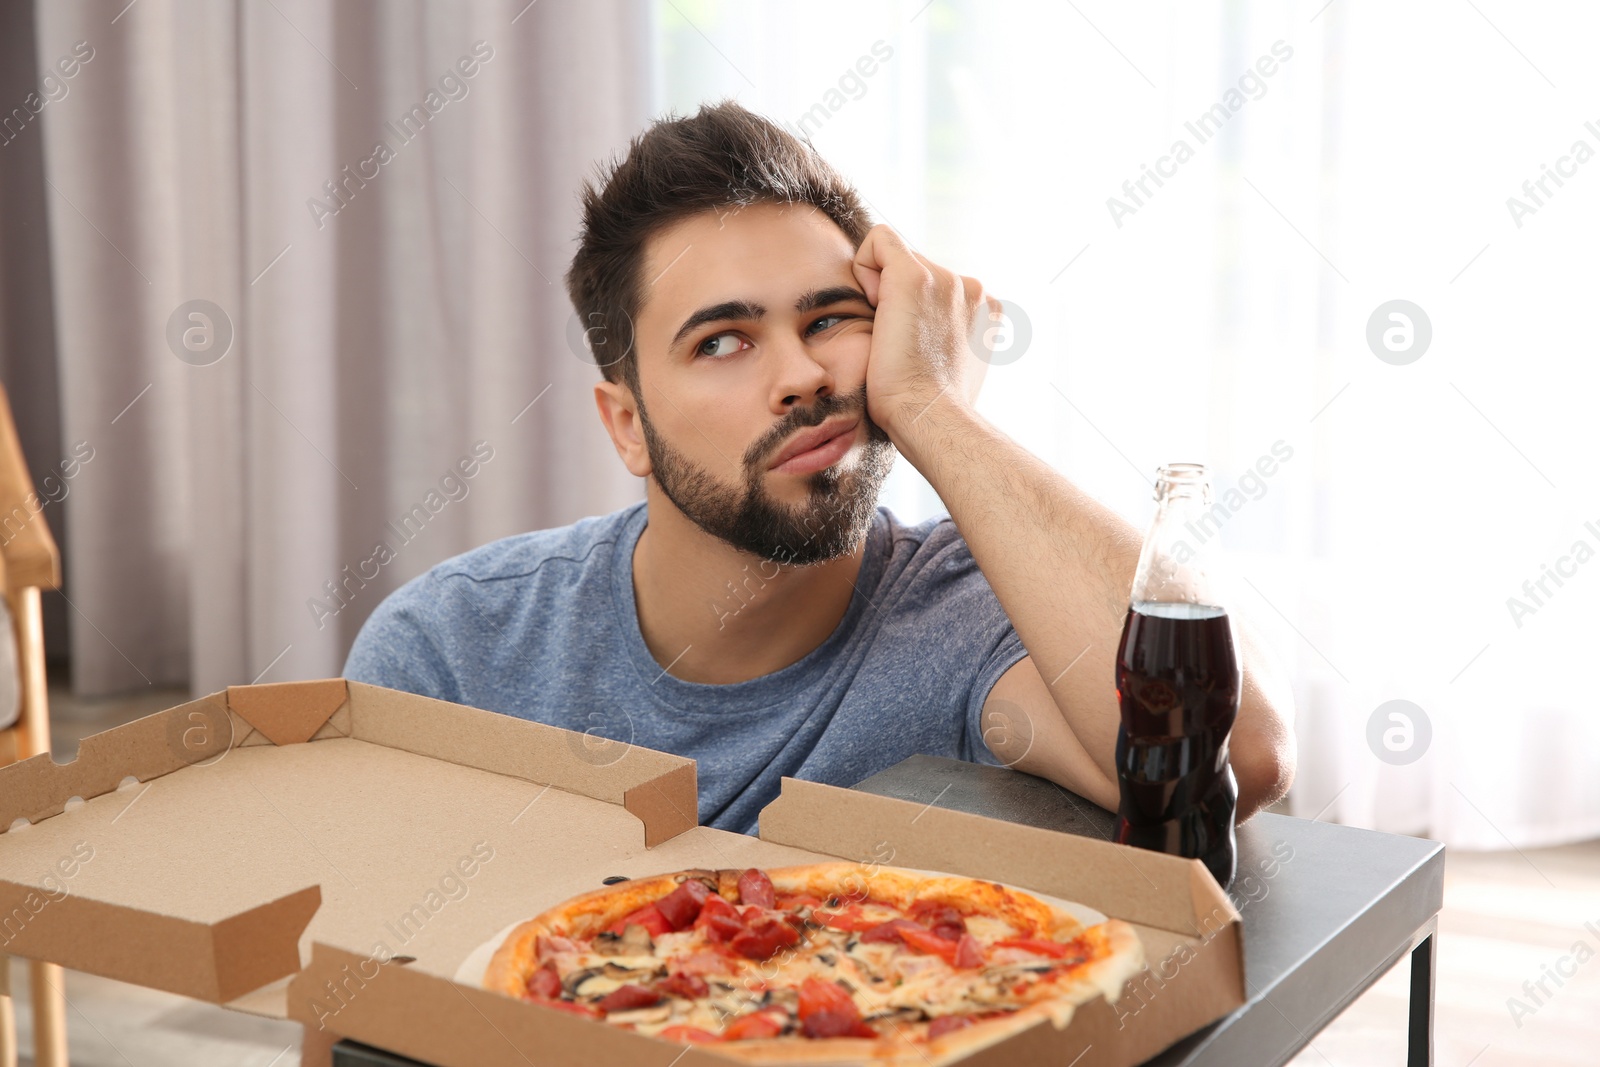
[656,0,1600,849]
[10,0,1596,849]
[15,0,650,695]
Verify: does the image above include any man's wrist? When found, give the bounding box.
[886,393,989,482]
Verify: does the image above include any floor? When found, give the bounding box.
[8,685,1599,1066]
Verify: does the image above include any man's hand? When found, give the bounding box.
[851,224,994,445]
[853,227,1300,823]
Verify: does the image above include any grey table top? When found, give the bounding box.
[852,754,1447,1067]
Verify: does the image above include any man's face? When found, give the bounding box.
[629,201,895,566]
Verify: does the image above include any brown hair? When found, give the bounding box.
[564,99,873,398]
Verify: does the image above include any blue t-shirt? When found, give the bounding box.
[343,501,1028,834]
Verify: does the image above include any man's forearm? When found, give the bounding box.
[891,400,1140,784]
[890,398,1295,817]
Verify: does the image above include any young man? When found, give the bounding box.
[344,100,1296,834]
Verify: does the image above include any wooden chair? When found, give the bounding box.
[0,382,68,1067]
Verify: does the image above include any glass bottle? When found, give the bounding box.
[1113,463,1241,888]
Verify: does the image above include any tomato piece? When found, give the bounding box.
[927,1015,974,1039]
[525,962,561,1000]
[729,916,800,960]
[859,918,962,962]
[608,903,673,938]
[797,977,874,1039]
[898,923,959,963]
[538,998,599,1018]
[659,1025,721,1044]
[953,933,985,969]
[992,937,1086,962]
[813,908,873,933]
[693,895,747,942]
[654,879,711,931]
[737,868,777,909]
[722,1010,786,1040]
[658,971,710,999]
[798,975,856,1017]
[597,983,660,1014]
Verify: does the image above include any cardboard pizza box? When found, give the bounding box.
[0,679,1244,1066]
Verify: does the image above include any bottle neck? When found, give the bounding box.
[1129,468,1225,610]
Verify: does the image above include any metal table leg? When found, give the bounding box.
[1408,930,1435,1067]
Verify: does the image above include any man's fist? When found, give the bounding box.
[851,224,994,444]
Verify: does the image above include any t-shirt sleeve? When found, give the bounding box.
[962,622,1029,767]
[911,518,1032,767]
[342,572,462,704]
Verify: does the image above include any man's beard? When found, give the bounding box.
[637,383,896,567]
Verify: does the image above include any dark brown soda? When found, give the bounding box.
[1113,602,1241,887]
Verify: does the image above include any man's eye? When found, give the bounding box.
[697,331,748,358]
[806,315,847,335]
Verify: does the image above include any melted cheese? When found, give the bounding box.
[541,898,1098,1040]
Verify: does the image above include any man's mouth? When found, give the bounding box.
[768,417,861,474]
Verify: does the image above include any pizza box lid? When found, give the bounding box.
[0,679,1244,1067]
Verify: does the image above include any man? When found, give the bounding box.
[344,100,1295,834]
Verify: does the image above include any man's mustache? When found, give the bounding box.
[744,384,874,471]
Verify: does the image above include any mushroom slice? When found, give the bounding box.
[605,1004,673,1027]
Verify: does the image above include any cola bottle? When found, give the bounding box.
[1113,463,1241,888]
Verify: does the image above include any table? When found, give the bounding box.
[331,754,1446,1067]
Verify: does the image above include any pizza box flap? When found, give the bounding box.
[759,777,1242,937]
[0,680,700,1004]
[228,678,350,746]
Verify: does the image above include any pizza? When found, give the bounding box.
[483,862,1145,1064]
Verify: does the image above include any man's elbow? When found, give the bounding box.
[1232,706,1297,823]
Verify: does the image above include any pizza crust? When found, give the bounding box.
[483,869,699,997]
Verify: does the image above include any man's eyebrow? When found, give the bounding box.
[671,299,764,351]
[669,286,872,352]
[794,285,872,315]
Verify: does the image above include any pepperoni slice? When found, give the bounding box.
[658,971,710,999]
[654,879,711,931]
[737,868,777,909]
[859,919,922,944]
[692,895,746,942]
[524,962,561,1000]
[729,916,800,960]
[927,1015,974,1039]
[908,902,967,941]
[597,983,660,1014]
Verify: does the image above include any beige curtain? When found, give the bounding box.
[10,0,649,696]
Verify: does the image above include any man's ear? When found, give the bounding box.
[595,379,652,478]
